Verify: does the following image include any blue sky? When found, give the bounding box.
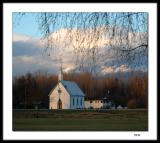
[12,12,148,77]
[13,12,148,38]
[13,13,41,37]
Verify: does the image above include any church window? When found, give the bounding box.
[73,98,74,106]
[77,98,78,106]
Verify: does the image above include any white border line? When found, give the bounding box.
[3,3,157,140]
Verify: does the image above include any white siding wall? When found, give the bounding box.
[84,101,91,109]
[49,83,70,109]
[49,90,59,109]
[84,100,103,109]
[49,83,85,109]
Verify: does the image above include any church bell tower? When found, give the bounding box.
[58,66,63,81]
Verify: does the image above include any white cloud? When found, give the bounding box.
[46,27,110,50]
[13,33,32,42]
[101,66,115,74]
[100,64,131,74]
[12,26,148,76]
[12,55,59,76]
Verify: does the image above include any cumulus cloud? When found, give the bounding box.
[13,55,59,76]
[12,41,40,56]
[12,33,59,76]
[46,27,110,49]
[13,33,31,42]
[12,26,148,77]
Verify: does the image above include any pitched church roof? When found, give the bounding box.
[48,80,85,97]
[61,81,85,96]
[49,67,85,97]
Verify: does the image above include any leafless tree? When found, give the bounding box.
[15,12,148,74]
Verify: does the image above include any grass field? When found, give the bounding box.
[13,109,148,131]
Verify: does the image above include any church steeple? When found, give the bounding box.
[58,66,63,82]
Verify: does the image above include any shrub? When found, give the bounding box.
[127,99,137,109]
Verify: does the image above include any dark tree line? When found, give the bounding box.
[13,71,148,109]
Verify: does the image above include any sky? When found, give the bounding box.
[12,12,148,77]
[13,13,41,37]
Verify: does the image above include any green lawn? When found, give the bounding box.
[13,109,148,131]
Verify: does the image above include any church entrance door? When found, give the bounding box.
[57,99,62,109]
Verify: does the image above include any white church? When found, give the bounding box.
[49,68,85,109]
[49,68,113,109]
